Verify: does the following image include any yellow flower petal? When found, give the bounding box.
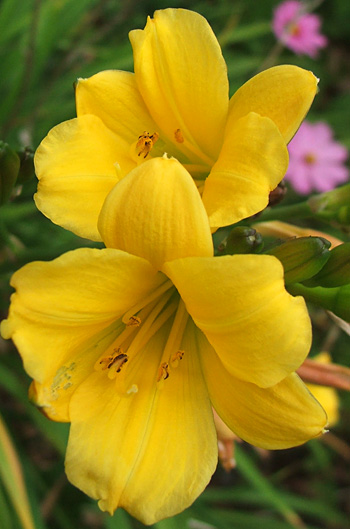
[228,65,318,143]
[199,333,327,449]
[34,115,135,241]
[76,70,159,145]
[1,248,164,420]
[129,8,229,162]
[98,156,213,269]
[202,112,288,229]
[163,254,311,388]
[65,321,217,524]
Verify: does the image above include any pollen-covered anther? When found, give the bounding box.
[157,362,170,382]
[126,315,141,327]
[136,131,159,158]
[95,347,129,379]
[174,128,184,143]
[107,350,129,380]
[170,350,184,368]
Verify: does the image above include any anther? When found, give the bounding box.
[99,355,115,371]
[174,128,184,143]
[107,351,129,380]
[126,315,141,327]
[108,351,128,373]
[157,362,170,382]
[96,347,129,379]
[171,350,184,368]
[136,131,159,158]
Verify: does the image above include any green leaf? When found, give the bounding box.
[104,508,133,529]
[0,414,36,529]
[234,445,303,528]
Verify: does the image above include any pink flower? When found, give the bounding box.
[272,0,327,58]
[285,121,349,195]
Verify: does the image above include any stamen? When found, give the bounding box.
[114,297,179,396]
[167,125,214,167]
[162,299,189,366]
[136,131,159,158]
[95,347,129,379]
[126,315,141,327]
[107,352,128,380]
[174,128,184,143]
[157,362,170,382]
[122,280,174,324]
[171,350,184,368]
[154,299,188,387]
[125,292,178,360]
[96,323,140,368]
[97,355,115,371]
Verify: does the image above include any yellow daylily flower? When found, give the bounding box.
[1,157,327,525]
[34,8,318,241]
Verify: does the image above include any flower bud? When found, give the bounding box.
[267,181,287,207]
[0,141,20,205]
[308,184,350,229]
[16,148,35,184]
[264,236,330,284]
[305,242,350,287]
[217,226,263,255]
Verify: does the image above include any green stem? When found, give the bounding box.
[0,217,18,253]
[287,282,350,321]
[257,201,313,222]
[286,282,334,306]
[0,202,37,223]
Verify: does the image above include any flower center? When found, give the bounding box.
[132,128,213,185]
[289,22,301,37]
[303,152,317,165]
[94,280,189,394]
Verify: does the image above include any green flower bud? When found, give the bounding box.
[308,184,350,229]
[305,243,350,287]
[264,237,331,284]
[217,226,263,255]
[0,141,20,205]
[287,282,350,322]
[16,148,35,184]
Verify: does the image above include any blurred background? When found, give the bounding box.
[0,1,350,528]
